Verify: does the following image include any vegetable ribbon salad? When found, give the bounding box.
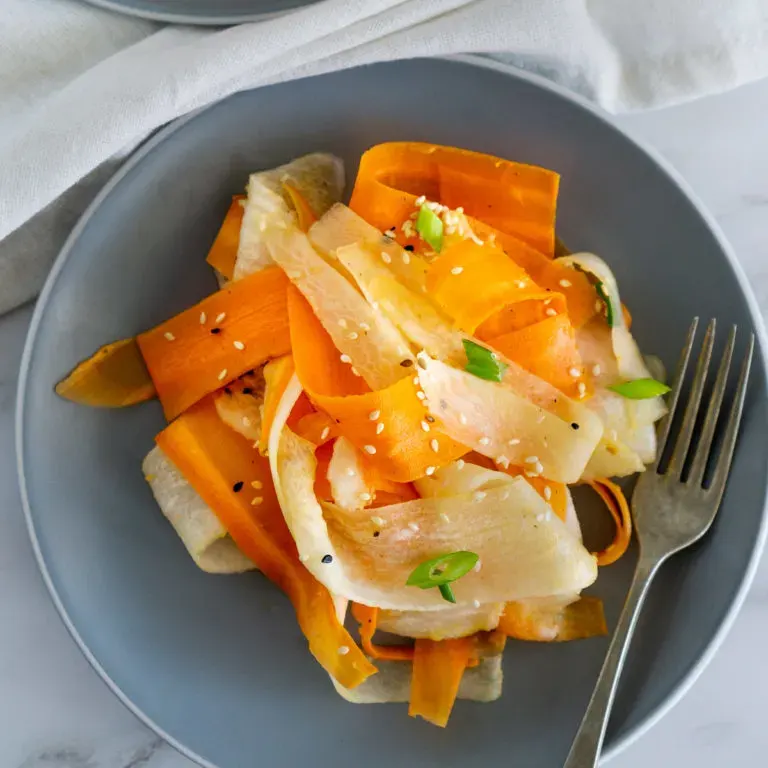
[57,144,667,727]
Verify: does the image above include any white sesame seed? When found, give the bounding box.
[233,340,245,350]
[363,445,377,455]
[300,554,309,562]
[320,426,330,441]
[544,298,552,306]
[199,312,207,325]
[457,459,465,470]
[215,312,226,323]
[351,369,361,379]
[408,522,420,532]
[559,279,572,288]
[371,515,385,526]
[474,560,482,572]
[164,332,175,341]
[525,455,540,464]
[218,369,228,381]
[479,436,491,446]
[525,470,539,478]
[473,599,481,609]
[251,480,263,489]
[450,266,464,275]
[459,413,468,425]
[412,375,420,385]
[440,512,450,523]
[546,308,558,317]
[544,486,552,501]
[359,322,371,331]
[338,318,348,328]
[578,382,587,398]
[508,438,521,446]
[545,510,552,522]
[347,331,359,340]
[425,466,436,476]
[473,491,486,502]
[242,416,251,427]
[415,195,426,205]
[251,496,263,506]
[339,354,352,364]
[416,391,426,400]
[360,492,372,502]
[346,468,356,477]
[430,438,440,453]
[534,461,545,475]
[368,410,381,420]
[496,455,510,469]
[537,412,546,424]
[515,280,526,289]
[381,252,392,264]
[592,364,602,376]
[338,645,350,656]
[376,422,385,435]
[402,252,411,265]
[569,367,581,378]
[421,421,431,432]
[470,234,484,246]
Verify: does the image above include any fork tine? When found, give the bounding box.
[688,326,736,486]
[709,334,754,497]
[653,317,699,469]
[667,319,716,476]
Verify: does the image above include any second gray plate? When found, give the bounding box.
[18,56,768,768]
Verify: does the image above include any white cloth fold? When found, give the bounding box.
[2,0,767,314]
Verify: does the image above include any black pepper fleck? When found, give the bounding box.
[373,531,380,538]
[210,328,221,335]
[232,481,244,493]
[404,245,415,252]
[400,359,414,368]
[242,387,253,395]
[321,554,333,564]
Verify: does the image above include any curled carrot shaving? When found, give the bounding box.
[589,478,632,566]
[205,195,245,280]
[259,355,296,454]
[499,596,607,642]
[293,411,336,445]
[282,181,318,233]
[351,603,414,661]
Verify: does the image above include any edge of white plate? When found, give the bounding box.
[81,0,307,25]
[16,54,768,768]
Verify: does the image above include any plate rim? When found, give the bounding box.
[80,0,315,25]
[15,53,768,768]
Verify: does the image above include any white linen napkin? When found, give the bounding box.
[2,0,767,315]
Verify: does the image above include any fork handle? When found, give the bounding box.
[563,556,662,768]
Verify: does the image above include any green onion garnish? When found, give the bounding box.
[595,281,616,327]
[416,205,443,253]
[463,339,507,382]
[609,378,671,399]
[406,551,479,603]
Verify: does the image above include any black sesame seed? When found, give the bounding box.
[232,481,244,493]
[571,422,580,430]
[373,531,380,538]
[210,328,221,335]
[425,414,435,423]
[242,387,253,395]
[404,245,415,252]
[321,554,333,564]
[400,359,414,368]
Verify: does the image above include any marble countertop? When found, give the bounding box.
[2,77,768,768]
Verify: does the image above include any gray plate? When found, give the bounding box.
[17,57,768,768]
[83,0,317,24]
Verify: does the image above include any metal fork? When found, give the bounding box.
[563,318,754,768]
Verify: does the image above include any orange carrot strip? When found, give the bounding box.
[205,195,245,280]
[425,239,566,334]
[282,181,318,233]
[313,440,335,501]
[409,636,474,727]
[137,267,291,421]
[589,478,633,566]
[350,142,559,255]
[499,596,607,642]
[55,337,156,407]
[293,411,337,446]
[351,603,415,661]
[259,355,295,454]
[484,313,587,398]
[287,285,466,482]
[502,465,568,521]
[156,397,376,689]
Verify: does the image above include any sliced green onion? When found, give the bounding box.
[595,281,616,327]
[416,205,443,253]
[463,339,507,382]
[438,583,457,603]
[609,378,671,399]
[406,551,479,604]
